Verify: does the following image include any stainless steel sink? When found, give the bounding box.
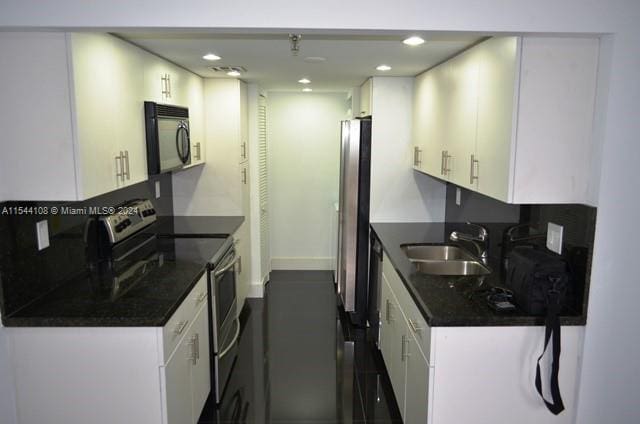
[401,244,477,262]
[400,244,491,276]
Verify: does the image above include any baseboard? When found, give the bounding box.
[271,257,334,270]
[247,282,264,298]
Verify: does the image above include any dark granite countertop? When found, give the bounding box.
[2,237,229,327]
[371,222,586,327]
[156,216,244,238]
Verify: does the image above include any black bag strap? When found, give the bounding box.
[535,289,565,415]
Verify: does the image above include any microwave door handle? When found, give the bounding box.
[214,254,240,277]
[183,126,191,162]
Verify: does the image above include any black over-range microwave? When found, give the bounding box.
[144,102,191,174]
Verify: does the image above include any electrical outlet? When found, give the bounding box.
[155,181,161,199]
[36,220,50,251]
[456,187,462,206]
[546,222,563,254]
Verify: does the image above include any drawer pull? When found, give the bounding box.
[401,335,410,362]
[408,319,423,334]
[174,320,189,335]
[196,292,207,304]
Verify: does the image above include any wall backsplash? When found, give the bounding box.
[0,174,173,317]
[444,183,597,317]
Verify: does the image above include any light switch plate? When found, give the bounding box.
[36,220,50,250]
[155,181,161,199]
[455,187,461,206]
[546,222,563,254]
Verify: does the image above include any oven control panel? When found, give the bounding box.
[101,199,157,244]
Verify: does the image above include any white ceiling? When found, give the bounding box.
[118,31,481,92]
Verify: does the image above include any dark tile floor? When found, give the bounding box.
[198,270,402,423]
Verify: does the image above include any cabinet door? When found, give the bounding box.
[379,275,395,368]
[381,274,408,418]
[475,37,519,202]
[143,53,185,105]
[190,306,210,422]
[446,50,479,190]
[163,334,193,424]
[414,68,448,177]
[405,332,431,424]
[234,220,251,310]
[239,81,249,163]
[70,33,146,198]
[184,71,205,165]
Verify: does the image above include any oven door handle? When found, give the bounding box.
[214,253,240,277]
[219,318,241,359]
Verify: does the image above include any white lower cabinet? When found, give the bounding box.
[379,252,583,424]
[8,274,210,424]
[162,301,210,424]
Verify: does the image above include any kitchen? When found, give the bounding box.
[0,1,639,424]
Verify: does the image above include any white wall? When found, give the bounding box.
[172,79,242,215]
[267,91,348,270]
[370,77,446,222]
[2,2,640,423]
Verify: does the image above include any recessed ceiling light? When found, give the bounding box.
[227,70,241,77]
[202,53,221,61]
[298,78,311,84]
[376,64,392,71]
[403,36,425,46]
[302,88,313,92]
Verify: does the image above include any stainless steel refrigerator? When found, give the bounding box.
[337,118,372,327]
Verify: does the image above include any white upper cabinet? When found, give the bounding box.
[0,32,148,201]
[70,33,148,198]
[142,52,205,167]
[0,32,206,201]
[413,36,599,204]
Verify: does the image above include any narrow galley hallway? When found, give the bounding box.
[198,271,402,423]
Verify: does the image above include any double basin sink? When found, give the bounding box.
[401,244,491,276]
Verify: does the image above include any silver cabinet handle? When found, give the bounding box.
[408,319,423,334]
[241,142,247,159]
[385,299,394,323]
[161,74,171,99]
[173,320,189,335]
[195,292,207,304]
[124,150,130,180]
[440,150,446,175]
[414,146,422,167]
[188,333,198,365]
[237,255,242,274]
[470,154,479,184]
[242,167,247,184]
[401,335,410,362]
[443,150,451,175]
[115,152,124,182]
[195,142,201,160]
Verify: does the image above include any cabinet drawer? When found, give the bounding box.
[162,271,208,362]
[382,252,433,366]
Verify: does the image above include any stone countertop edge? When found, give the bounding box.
[2,267,208,328]
[370,223,586,328]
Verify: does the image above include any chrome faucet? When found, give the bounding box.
[450,222,490,265]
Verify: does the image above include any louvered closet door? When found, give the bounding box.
[258,95,270,281]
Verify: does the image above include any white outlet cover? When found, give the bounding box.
[546,222,563,254]
[155,181,161,199]
[456,187,462,206]
[36,220,50,250]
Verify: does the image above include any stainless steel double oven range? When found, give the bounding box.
[207,237,240,404]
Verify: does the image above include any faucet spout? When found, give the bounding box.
[449,222,489,264]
